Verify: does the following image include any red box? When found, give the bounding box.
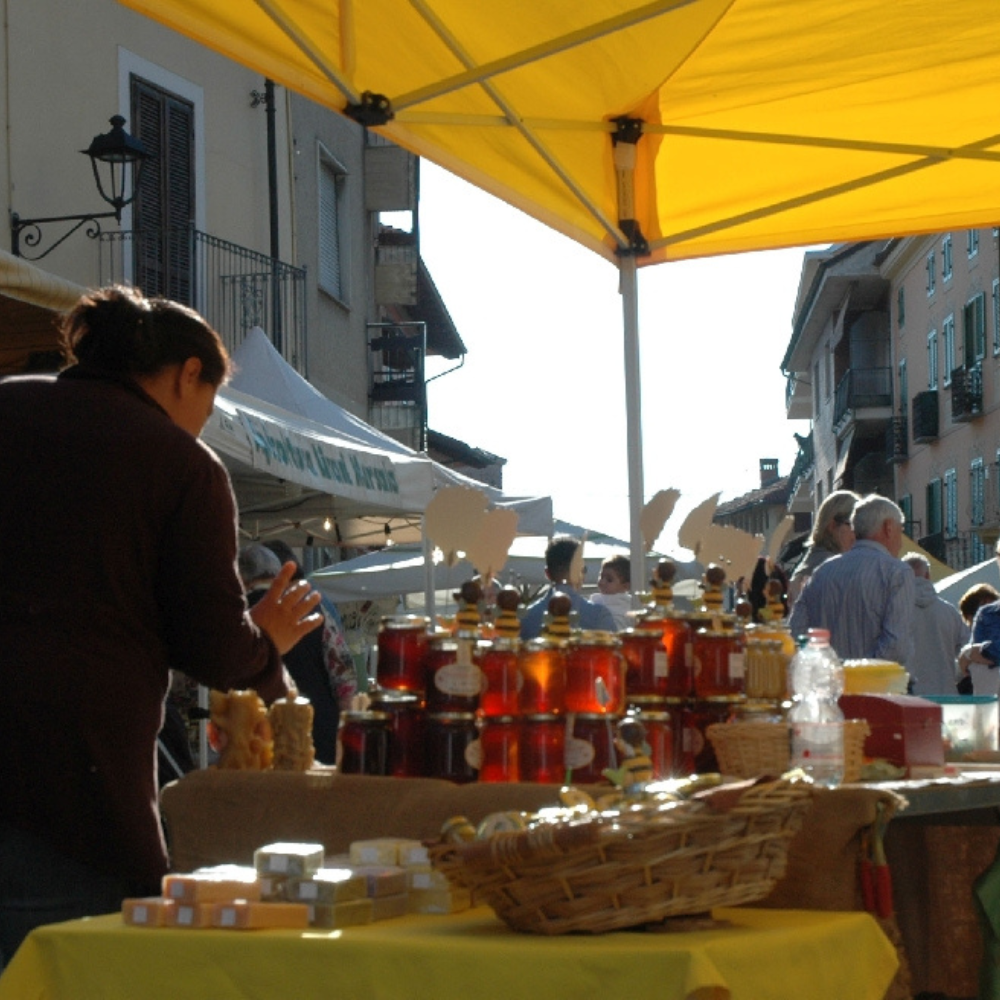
[839,694,944,772]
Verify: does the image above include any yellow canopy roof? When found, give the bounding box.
[117,0,1000,265]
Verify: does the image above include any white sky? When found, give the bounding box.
[413,161,814,551]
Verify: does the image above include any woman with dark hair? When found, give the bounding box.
[0,286,322,965]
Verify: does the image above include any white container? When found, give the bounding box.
[924,695,999,761]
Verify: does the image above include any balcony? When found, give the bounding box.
[887,415,907,463]
[911,390,939,443]
[951,363,983,422]
[833,367,892,429]
[368,321,427,451]
[98,227,307,374]
[943,530,992,571]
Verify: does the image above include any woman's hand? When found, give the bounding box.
[249,561,323,655]
[958,642,992,675]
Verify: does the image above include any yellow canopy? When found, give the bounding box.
[116,0,1000,265]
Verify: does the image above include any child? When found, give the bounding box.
[590,554,632,630]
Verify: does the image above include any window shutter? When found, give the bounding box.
[319,161,342,297]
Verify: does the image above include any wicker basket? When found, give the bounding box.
[428,777,813,934]
[706,719,870,783]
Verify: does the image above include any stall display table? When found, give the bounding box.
[0,906,898,1000]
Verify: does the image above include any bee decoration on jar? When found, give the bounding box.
[493,586,522,638]
[699,563,727,614]
[453,579,484,633]
[759,578,787,623]
[542,592,574,640]
[602,716,653,792]
[649,558,677,607]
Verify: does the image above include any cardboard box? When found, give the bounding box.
[839,693,944,772]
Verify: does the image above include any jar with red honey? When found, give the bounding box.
[425,712,479,783]
[636,610,694,698]
[424,632,485,713]
[477,715,519,783]
[564,631,625,714]
[627,707,674,779]
[477,637,520,717]
[692,626,746,698]
[367,689,425,777]
[620,627,669,699]
[376,616,429,693]
[519,714,566,783]
[337,710,391,775]
[517,636,565,716]
[564,713,619,784]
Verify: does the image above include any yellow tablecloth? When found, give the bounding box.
[0,906,897,1000]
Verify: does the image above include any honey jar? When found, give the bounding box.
[680,697,742,774]
[620,627,669,699]
[337,710,391,775]
[424,633,485,713]
[564,631,625,714]
[627,706,675,779]
[375,616,429,693]
[425,712,479,783]
[519,714,566,784]
[478,637,520,717]
[692,626,746,698]
[367,688,425,777]
[517,636,565,716]
[477,715,519,783]
[636,611,695,698]
[564,712,619,784]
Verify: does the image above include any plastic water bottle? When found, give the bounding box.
[788,627,845,787]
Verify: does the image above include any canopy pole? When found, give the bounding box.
[613,121,648,596]
[422,518,436,622]
[620,254,645,597]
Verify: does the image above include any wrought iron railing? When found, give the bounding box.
[951,363,983,422]
[833,367,893,426]
[98,226,307,374]
[887,415,907,463]
[911,390,939,442]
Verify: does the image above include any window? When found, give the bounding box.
[318,148,347,301]
[824,348,832,401]
[812,361,820,418]
[944,468,958,538]
[130,77,195,302]
[964,292,986,362]
[898,359,907,414]
[993,278,1000,355]
[943,315,955,386]
[926,251,936,295]
[971,459,986,527]
[816,478,824,505]
[968,229,980,258]
[942,234,953,281]
[926,478,942,535]
[899,494,912,536]
[897,286,905,328]
[927,329,938,389]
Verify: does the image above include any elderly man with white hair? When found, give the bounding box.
[788,494,915,665]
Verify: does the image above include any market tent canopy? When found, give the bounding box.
[118,0,1000,580]
[116,1,1000,264]
[935,557,1000,609]
[217,328,552,543]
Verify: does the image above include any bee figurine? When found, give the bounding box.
[453,579,484,633]
[542,592,573,641]
[649,558,677,607]
[493,586,522,638]
[602,717,654,791]
[699,563,727,614]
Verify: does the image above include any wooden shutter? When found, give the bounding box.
[130,78,195,302]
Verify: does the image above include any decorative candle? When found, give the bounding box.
[269,690,315,771]
[209,689,273,770]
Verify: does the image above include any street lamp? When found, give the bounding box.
[10,115,150,260]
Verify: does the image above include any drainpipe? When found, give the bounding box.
[265,78,283,353]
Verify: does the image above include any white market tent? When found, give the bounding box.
[935,558,1000,608]
[203,327,552,545]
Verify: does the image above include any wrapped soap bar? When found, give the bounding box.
[398,841,430,867]
[287,868,367,904]
[371,893,409,922]
[407,865,450,892]
[162,866,261,903]
[349,838,417,866]
[258,874,289,901]
[212,900,310,929]
[350,865,408,898]
[306,898,374,929]
[408,887,472,915]
[123,897,172,927]
[254,842,325,878]
[165,901,216,928]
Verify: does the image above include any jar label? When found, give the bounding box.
[728,652,746,679]
[654,651,669,678]
[435,662,486,696]
[464,737,484,770]
[563,735,596,769]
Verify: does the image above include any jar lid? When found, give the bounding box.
[573,712,623,723]
[630,710,670,722]
[380,615,429,630]
[521,713,561,722]
[568,630,621,647]
[426,712,477,723]
[694,695,746,704]
[368,690,422,707]
[695,626,741,638]
[486,637,520,651]
[627,695,668,707]
[620,627,665,641]
[481,715,518,724]
[340,710,391,722]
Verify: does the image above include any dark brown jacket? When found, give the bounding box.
[0,367,285,889]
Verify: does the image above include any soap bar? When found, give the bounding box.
[306,898,374,929]
[349,838,408,866]
[371,893,409,922]
[254,842,325,878]
[408,887,471,915]
[165,901,216,928]
[350,865,408,898]
[122,897,171,927]
[397,841,430,867]
[258,874,289,901]
[407,865,450,891]
[212,900,310,929]
[287,868,367,904]
[162,866,261,903]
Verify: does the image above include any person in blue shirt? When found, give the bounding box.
[519,536,616,639]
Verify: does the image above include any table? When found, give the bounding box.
[0,906,897,1000]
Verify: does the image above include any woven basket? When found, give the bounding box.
[706,720,870,783]
[428,777,813,934]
